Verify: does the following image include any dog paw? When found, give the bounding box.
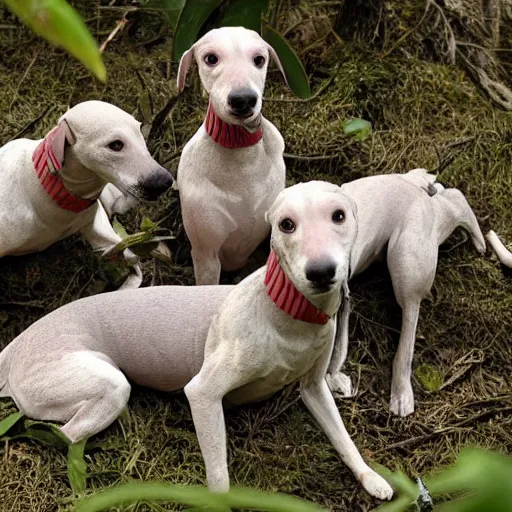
[390,385,414,417]
[360,471,393,500]
[326,372,353,397]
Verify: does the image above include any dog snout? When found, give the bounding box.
[140,170,174,201]
[305,259,337,290]
[227,88,258,117]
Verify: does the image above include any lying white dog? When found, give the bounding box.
[0,181,393,501]
[0,100,174,288]
[176,27,287,285]
[326,169,486,417]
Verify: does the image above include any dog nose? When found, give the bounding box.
[305,260,337,288]
[141,169,174,201]
[228,88,258,116]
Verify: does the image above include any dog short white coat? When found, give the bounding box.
[176,27,287,285]
[0,181,393,501]
[326,169,486,417]
[0,101,173,288]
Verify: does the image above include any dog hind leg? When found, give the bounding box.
[10,349,130,443]
[387,229,437,417]
[437,188,486,253]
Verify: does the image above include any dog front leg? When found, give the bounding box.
[79,202,142,289]
[184,374,230,491]
[300,377,393,500]
[326,288,353,396]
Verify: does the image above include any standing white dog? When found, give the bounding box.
[326,169,486,417]
[0,181,393,501]
[0,101,174,288]
[176,27,287,285]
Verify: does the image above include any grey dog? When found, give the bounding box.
[0,181,394,501]
[326,168,486,417]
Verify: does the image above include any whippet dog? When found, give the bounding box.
[325,169,486,417]
[176,27,288,285]
[0,181,393,501]
[0,101,174,289]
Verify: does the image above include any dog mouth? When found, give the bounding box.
[310,279,336,294]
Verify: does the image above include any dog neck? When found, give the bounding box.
[264,250,333,325]
[204,102,263,149]
[32,131,102,213]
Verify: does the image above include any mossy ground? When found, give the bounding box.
[0,1,511,511]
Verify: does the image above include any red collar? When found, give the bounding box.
[264,250,331,325]
[204,103,263,148]
[32,128,96,213]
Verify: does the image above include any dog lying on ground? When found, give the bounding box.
[0,181,393,501]
[176,27,287,285]
[326,169,486,417]
[0,100,174,289]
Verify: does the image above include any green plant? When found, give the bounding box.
[76,482,325,512]
[3,0,106,81]
[375,448,512,512]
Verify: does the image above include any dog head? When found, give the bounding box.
[51,101,173,201]
[266,181,357,303]
[177,27,287,127]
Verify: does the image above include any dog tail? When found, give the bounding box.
[486,231,512,269]
[0,342,13,398]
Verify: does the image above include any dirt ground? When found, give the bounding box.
[0,1,511,511]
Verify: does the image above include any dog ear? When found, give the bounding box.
[177,47,195,92]
[266,44,290,89]
[49,119,76,167]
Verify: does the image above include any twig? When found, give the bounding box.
[264,67,343,103]
[427,0,456,65]
[283,152,341,161]
[99,15,128,53]
[9,51,39,110]
[379,1,430,59]
[375,406,512,454]
[8,106,54,142]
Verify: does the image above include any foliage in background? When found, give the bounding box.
[3,0,106,81]
[375,448,512,512]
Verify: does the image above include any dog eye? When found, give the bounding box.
[253,55,265,68]
[108,140,124,152]
[279,218,295,233]
[204,53,219,66]
[332,210,345,223]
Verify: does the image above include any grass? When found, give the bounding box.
[0,1,511,510]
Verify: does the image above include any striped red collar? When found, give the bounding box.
[32,128,96,213]
[204,103,263,148]
[264,250,330,325]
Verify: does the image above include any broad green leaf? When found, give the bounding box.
[4,0,106,82]
[76,482,325,512]
[11,420,70,449]
[68,439,88,495]
[112,218,129,239]
[342,118,372,141]
[172,0,225,61]
[217,0,269,32]
[0,412,24,437]
[261,24,311,99]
